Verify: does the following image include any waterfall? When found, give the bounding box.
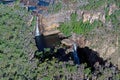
[35,17,45,51]
[72,43,80,64]
[35,17,41,36]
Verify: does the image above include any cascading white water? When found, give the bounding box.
[72,43,80,64]
[35,16,45,51]
[35,17,41,36]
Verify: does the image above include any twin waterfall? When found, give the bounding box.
[35,17,80,64]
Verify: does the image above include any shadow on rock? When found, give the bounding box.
[34,45,120,74]
[77,47,105,71]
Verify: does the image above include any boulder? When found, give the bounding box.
[82,11,106,23]
[90,12,101,23]
[99,13,105,23]
[70,33,86,48]
[108,3,118,15]
[83,12,91,22]
[43,30,60,36]
[77,10,83,21]
[44,23,59,31]
[61,39,73,46]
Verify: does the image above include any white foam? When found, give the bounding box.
[35,17,41,36]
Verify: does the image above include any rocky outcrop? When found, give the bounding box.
[61,30,120,69]
[43,23,59,31]
[70,33,86,48]
[42,10,75,28]
[84,26,120,69]
[76,10,84,21]
[61,33,86,48]
[83,12,91,22]
[61,39,73,46]
[26,15,33,26]
[86,32,119,59]
[43,30,60,36]
[82,11,105,23]
[37,1,120,69]
[41,9,107,31]
[40,10,75,35]
[108,3,118,15]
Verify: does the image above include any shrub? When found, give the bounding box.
[58,12,102,36]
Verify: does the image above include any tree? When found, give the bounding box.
[0,3,37,80]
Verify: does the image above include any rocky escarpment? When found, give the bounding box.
[37,0,120,69]
[58,3,120,70]
[85,27,119,67]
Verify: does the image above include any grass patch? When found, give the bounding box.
[58,12,102,36]
[80,0,105,10]
[48,2,62,13]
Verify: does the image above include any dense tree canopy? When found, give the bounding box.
[0,1,120,80]
[0,4,37,80]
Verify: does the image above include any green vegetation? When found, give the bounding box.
[58,12,102,36]
[48,2,62,13]
[0,4,37,80]
[0,1,120,80]
[80,0,105,10]
[105,6,120,31]
[53,2,62,12]
[80,0,120,10]
[0,4,96,80]
[109,10,120,30]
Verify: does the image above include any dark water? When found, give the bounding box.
[28,6,37,11]
[72,50,80,64]
[1,0,14,4]
[28,0,50,11]
[35,34,80,64]
[38,10,44,14]
[44,34,60,48]
[35,35,45,51]
[28,0,51,13]
[38,0,49,6]
[35,34,60,51]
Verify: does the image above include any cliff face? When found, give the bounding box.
[83,3,120,69]
[43,1,120,69]
[85,26,120,68]
[32,0,120,69]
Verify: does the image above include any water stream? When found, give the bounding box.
[38,0,49,6]
[35,35,45,51]
[72,44,80,64]
[3,0,80,64]
[0,0,14,4]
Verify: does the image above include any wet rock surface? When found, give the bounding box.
[85,27,119,64]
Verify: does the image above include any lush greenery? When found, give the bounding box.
[52,2,62,13]
[0,4,37,80]
[0,3,94,80]
[80,0,120,10]
[80,0,105,10]
[58,12,102,36]
[105,9,120,31]
[48,2,62,13]
[0,1,120,80]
